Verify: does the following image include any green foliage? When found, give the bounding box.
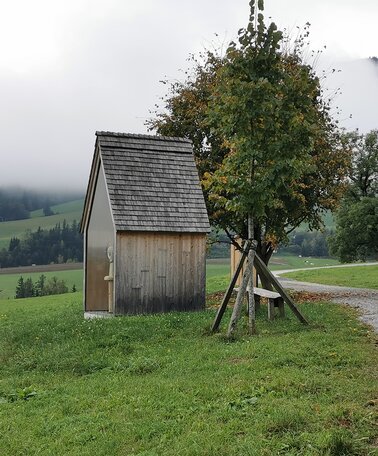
[15,275,69,298]
[344,129,378,199]
[0,294,376,455]
[281,230,332,257]
[15,276,27,298]
[0,220,83,267]
[149,2,350,264]
[329,198,378,262]
[43,204,54,217]
[206,3,348,257]
[15,276,36,299]
[329,130,378,263]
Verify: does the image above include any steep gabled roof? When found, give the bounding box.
[81,132,210,233]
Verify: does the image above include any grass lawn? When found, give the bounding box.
[206,260,230,294]
[282,265,378,290]
[0,293,377,455]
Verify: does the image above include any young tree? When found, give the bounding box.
[44,276,68,295]
[24,277,35,298]
[35,274,46,296]
[15,276,26,299]
[148,1,350,266]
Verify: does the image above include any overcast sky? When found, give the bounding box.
[1,0,377,191]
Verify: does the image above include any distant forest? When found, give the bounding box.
[0,187,83,221]
[0,221,83,267]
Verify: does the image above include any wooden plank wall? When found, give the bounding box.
[115,232,206,314]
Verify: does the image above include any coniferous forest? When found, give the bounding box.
[0,220,83,268]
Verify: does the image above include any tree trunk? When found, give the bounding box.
[247,214,257,335]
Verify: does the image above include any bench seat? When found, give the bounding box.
[234,286,285,320]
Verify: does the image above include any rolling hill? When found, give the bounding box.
[0,198,84,250]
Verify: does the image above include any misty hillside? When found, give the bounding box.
[0,198,84,251]
[0,187,83,222]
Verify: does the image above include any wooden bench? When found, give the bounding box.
[253,287,284,320]
[235,286,285,320]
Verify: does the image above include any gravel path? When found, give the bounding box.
[274,271,378,332]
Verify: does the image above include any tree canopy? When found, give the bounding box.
[148,0,350,264]
[344,129,378,200]
[329,129,378,262]
[329,197,378,262]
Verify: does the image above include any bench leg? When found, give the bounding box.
[268,298,275,320]
[254,294,261,312]
[276,297,285,318]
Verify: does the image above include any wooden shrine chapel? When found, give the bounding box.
[80,131,210,317]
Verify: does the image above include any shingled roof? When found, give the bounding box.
[83,132,210,233]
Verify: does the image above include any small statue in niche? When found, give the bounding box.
[104,245,114,312]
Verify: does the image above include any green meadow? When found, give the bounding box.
[0,198,84,250]
[205,255,341,294]
[0,292,377,455]
[282,265,378,290]
[0,269,83,300]
[0,256,343,300]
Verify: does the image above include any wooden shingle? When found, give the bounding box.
[95,131,210,233]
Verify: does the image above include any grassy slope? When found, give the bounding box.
[30,199,84,218]
[0,294,377,455]
[282,265,378,289]
[0,198,84,250]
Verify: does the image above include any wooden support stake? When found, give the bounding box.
[227,261,252,338]
[254,254,308,325]
[247,247,257,335]
[267,299,275,320]
[211,240,251,333]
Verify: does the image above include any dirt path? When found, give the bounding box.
[275,272,378,332]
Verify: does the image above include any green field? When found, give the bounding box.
[30,199,84,218]
[0,256,343,299]
[269,254,340,271]
[0,292,377,455]
[0,198,84,250]
[0,269,83,300]
[282,265,378,290]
